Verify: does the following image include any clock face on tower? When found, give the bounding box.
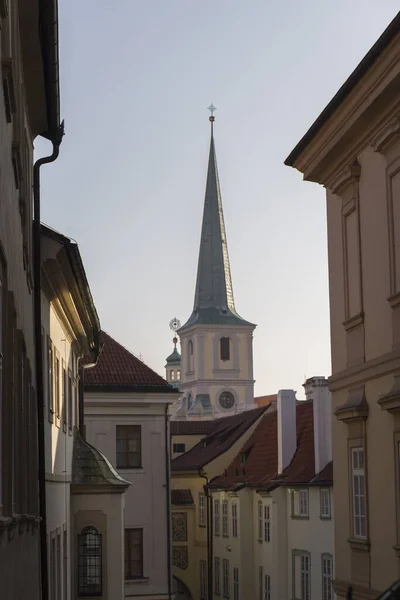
[219,391,235,410]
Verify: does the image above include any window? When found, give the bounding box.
[199,493,205,527]
[292,489,309,518]
[47,337,53,420]
[233,567,239,600]
[57,532,61,599]
[222,500,229,536]
[189,339,193,355]
[177,369,181,380]
[258,566,263,600]
[215,557,221,595]
[173,443,185,454]
[116,425,142,469]
[320,488,331,519]
[351,447,366,538]
[264,505,271,542]
[54,353,60,419]
[220,337,230,361]
[171,370,175,381]
[68,370,73,432]
[232,503,238,538]
[125,529,143,579]
[219,391,235,410]
[293,552,310,600]
[264,574,271,600]
[78,526,102,596]
[223,559,230,598]
[214,499,220,535]
[200,560,207,600]
[257,501,263,540]
[322,554,333,600]
[62,363,67,432]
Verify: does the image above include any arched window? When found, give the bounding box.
[187,392,192,409]
[177,369,181,381]
[171,370,175,381]
[220,337,230,361]
[78,526,102,596]
[188,340,194,372]
[188,340,193,355]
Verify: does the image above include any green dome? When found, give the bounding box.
[166,348,181,365]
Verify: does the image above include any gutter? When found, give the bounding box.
[199,470,213,600]
[165,405,173,599]
[33,121,64,600]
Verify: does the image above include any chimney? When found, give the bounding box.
[303,376,332,475]
[277,389,297,475]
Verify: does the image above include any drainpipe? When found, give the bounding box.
[165,404,173,599]
[33,122,64,600]
[199,470,213,600]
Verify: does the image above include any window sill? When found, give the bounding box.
[291,515,310,520]
[198,524,206,528]
[125,577,148,584]
[117,466,143,471]
[347,537,370,552]
[319,515,332,521]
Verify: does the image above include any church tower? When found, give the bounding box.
[176,106,256,419]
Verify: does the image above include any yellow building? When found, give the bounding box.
[285,12,400,600]
[171,407,267,600]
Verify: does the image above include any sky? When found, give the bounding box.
[36,1,400,397]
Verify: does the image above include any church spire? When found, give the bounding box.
[180,106,254,331]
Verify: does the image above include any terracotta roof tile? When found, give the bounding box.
[171,406,267,472]
[171,489,194,505]
[254,394,277,407]
[170,420,216,436]
[84,331,175,393]
[209,401,333,491]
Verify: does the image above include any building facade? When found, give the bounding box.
[285,13,400,599]
[84,332,180,599]
[209,378,334,600]
[0,1,60,597]
[174,114,256,421]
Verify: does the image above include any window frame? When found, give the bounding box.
[125,528,143,580]
[47,336,54,422]
[264,574,271,600]
[220,337,230,361]
[258,566,263,600]
[62,360,67,432]
[321,553,333,600]
[292,550,311,600]
[200,559,207,600]
[214,499,220,536]
[232,502,238,538]
[214,556,221,596]
[116,425,142,470]
[233,567,239,600]
[264,504,271,542]
[222,499,229,537]
[257,501,263,541]
[351,446,367,539]
[320,488,331,519]
[54,350,60,422]
[78,526,102,597]
[172,442,185,454]
[68,369,73,434]
[222,558,230,599]
[198,492,206,527]
[291,489,309,518]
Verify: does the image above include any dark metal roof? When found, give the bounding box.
[171,489,194,505]
[180,128,255,331]
[72,432,130,489]
[285,11,400,167]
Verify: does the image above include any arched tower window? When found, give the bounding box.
[187,392,192,409]
[171,370,175,381]
[177,369,181,381]
[188,340,194,372]
[78,526,102,596]
[220,337,230,361]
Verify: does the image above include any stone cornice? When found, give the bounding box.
[378,375,400,413]
[334,386,369,423]
[328,161,361,195]
[373,114,400,153]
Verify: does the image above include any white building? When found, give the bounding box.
[172,113,256,421]
[84,332,180,599]
[41,224,129,600]
[208,377,334,600]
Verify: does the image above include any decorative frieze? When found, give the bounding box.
[172,511,187,542]
[172,545,188,570]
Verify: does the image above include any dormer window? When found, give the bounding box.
[220,337,230,361]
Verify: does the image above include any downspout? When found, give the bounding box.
[165,404,173,599]
[199,470,213,600]
[33,122,64,600]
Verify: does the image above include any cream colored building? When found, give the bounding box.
[174,114,256,421]
[285,12,400,600]
[170,406,267,600]
[84,332,180,600]
[41,224,130,600]
[209,378,334,600]
[0,0,60,597]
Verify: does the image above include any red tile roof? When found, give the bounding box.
[208,400,333,491]
[170,420,217,436]
[171,406,267,472]
[254,394,276,407]
[84,331,176,393]
[171,489,194,505]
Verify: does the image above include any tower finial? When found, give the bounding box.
[207,103,216,133]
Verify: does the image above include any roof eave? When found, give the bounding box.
[38,0,61,140]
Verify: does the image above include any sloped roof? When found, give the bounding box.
[171,489,194,505]
[170,420,216,436]
[254,394,276,407]
[84,331,176,394]
[171,406,267,472]
[208,401,333,491]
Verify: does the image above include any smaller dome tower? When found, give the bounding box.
[165,318,181,388]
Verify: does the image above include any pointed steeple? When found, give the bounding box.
[180,107,254,331]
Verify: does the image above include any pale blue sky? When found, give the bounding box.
[36,1,399,396]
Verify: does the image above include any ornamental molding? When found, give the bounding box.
[172,545,188,570]
[373,115,400,154]
[172,512,187,542]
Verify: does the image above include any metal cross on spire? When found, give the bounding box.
[207,103,216,116]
